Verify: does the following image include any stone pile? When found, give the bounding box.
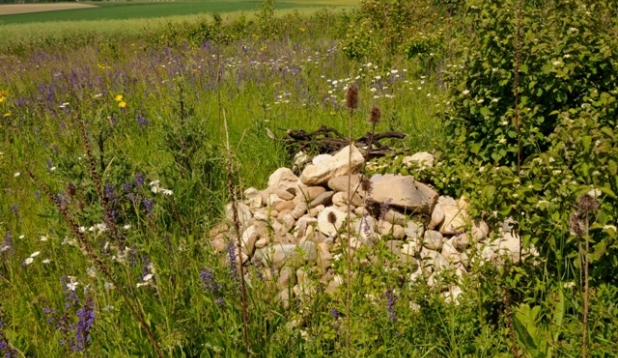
[208,145,536,305]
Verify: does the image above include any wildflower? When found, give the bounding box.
[13,172,20,177]
[41,235,48,242]
[73,298,95,352]
[67,281,79,291]
[24,257,34,265]
[30,251,41,258]
[114,94,123,102]
[118,101,127,109]
[42,259,51,264]
[385,289,396,322]
[563,281,576,289]
[462,89,470,95]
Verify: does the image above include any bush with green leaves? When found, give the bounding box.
[444,0,618,167]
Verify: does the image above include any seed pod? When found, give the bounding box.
[327,211,337,224]
[369,105,382,124]
[578,194,599,213]
[345,84,359,111]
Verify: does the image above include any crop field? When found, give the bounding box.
[1,0,618,357]
[0,0,357,24]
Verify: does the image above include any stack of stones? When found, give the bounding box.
[208,145,535,305]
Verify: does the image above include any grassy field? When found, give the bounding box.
[2,0,617,356]
[0,0,357,24]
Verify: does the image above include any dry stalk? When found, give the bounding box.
[344,84,358,356]
[25,167,164,358]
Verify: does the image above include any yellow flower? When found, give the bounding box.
[115,94,123,102]
[0,89,7,103]
[3,111,11,117]
[118,101,127,109]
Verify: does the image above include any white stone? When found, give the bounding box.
[371,174,438,214]
[422,230,443,250]
[225,202,252,230]
[429,203,445,229]
[405,221,424,240]
[403,152,434,168]
[243,187,263,210]
[268,167,299,192]
[300,145,365,186]
[440,203,468,235]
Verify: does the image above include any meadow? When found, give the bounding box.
[1,0,618,356]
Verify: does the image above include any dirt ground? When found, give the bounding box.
[0,3,97,16]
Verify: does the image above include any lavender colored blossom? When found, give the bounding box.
[1,231,13,255]
[122,182,132,195]
[134,173,144,189]
[46,159,53,169]
[200,268,221,299]
[105,184,117,203]
[226,241,239,280]
[73,298,95,352]
[386,289,396,322]
[135,113,148,127]
[142,198,153,213]
[330,308,340,320]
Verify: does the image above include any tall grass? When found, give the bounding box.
[0,7,450,356]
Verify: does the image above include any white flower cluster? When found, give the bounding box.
[150,180,173,196]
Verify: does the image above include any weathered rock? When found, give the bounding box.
[309,204,324,217]
[211,234,226,252]
[403,152,434,168]
[371,174,438,214]
[405,221,424,240]
[240,225,262,254]
[243,187,263,210]
[225,202,252,230]
[422,230,444,250]
[440,203,468,235]
[383,209,406,225]
[332,191,363,208]
[312,154,332,165]
[441,239,460,264]
[317,207,347,237]
[327,174,362,193]
[377,220,394,236]
[268,168,299,192]
[277,267,296,290]
[471,220,490,241]
[275,200,295,212]
[291,202,308,219]
[392,224,406,240]
[401,241,421,256]
[298,186,326,202]
[429,203,445,229]
[300,145,365,186]
[273,188,295,201]
[310,191,334,208]
[209,222,229,238]
[266,193,285,209]
[255,241,317,268]
[452,234,470,251]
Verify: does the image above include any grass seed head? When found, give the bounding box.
[345,84,358,111]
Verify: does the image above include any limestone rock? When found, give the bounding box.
[371,174,438,214]
[327,174,362,193]
[429,203,445,229]
[298,186,326,202]
[243,187,263,210]
[403,152,434,168]
[405,221,424,240]
[268,168,299,192]
[440,203,468,235]
[422,230,444,250]
[383,209,406,225]
[471,220,490,241]
[310,191,334,208]
[225,202,252,230]
[300,145,365,186]
[255,241,317,268]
